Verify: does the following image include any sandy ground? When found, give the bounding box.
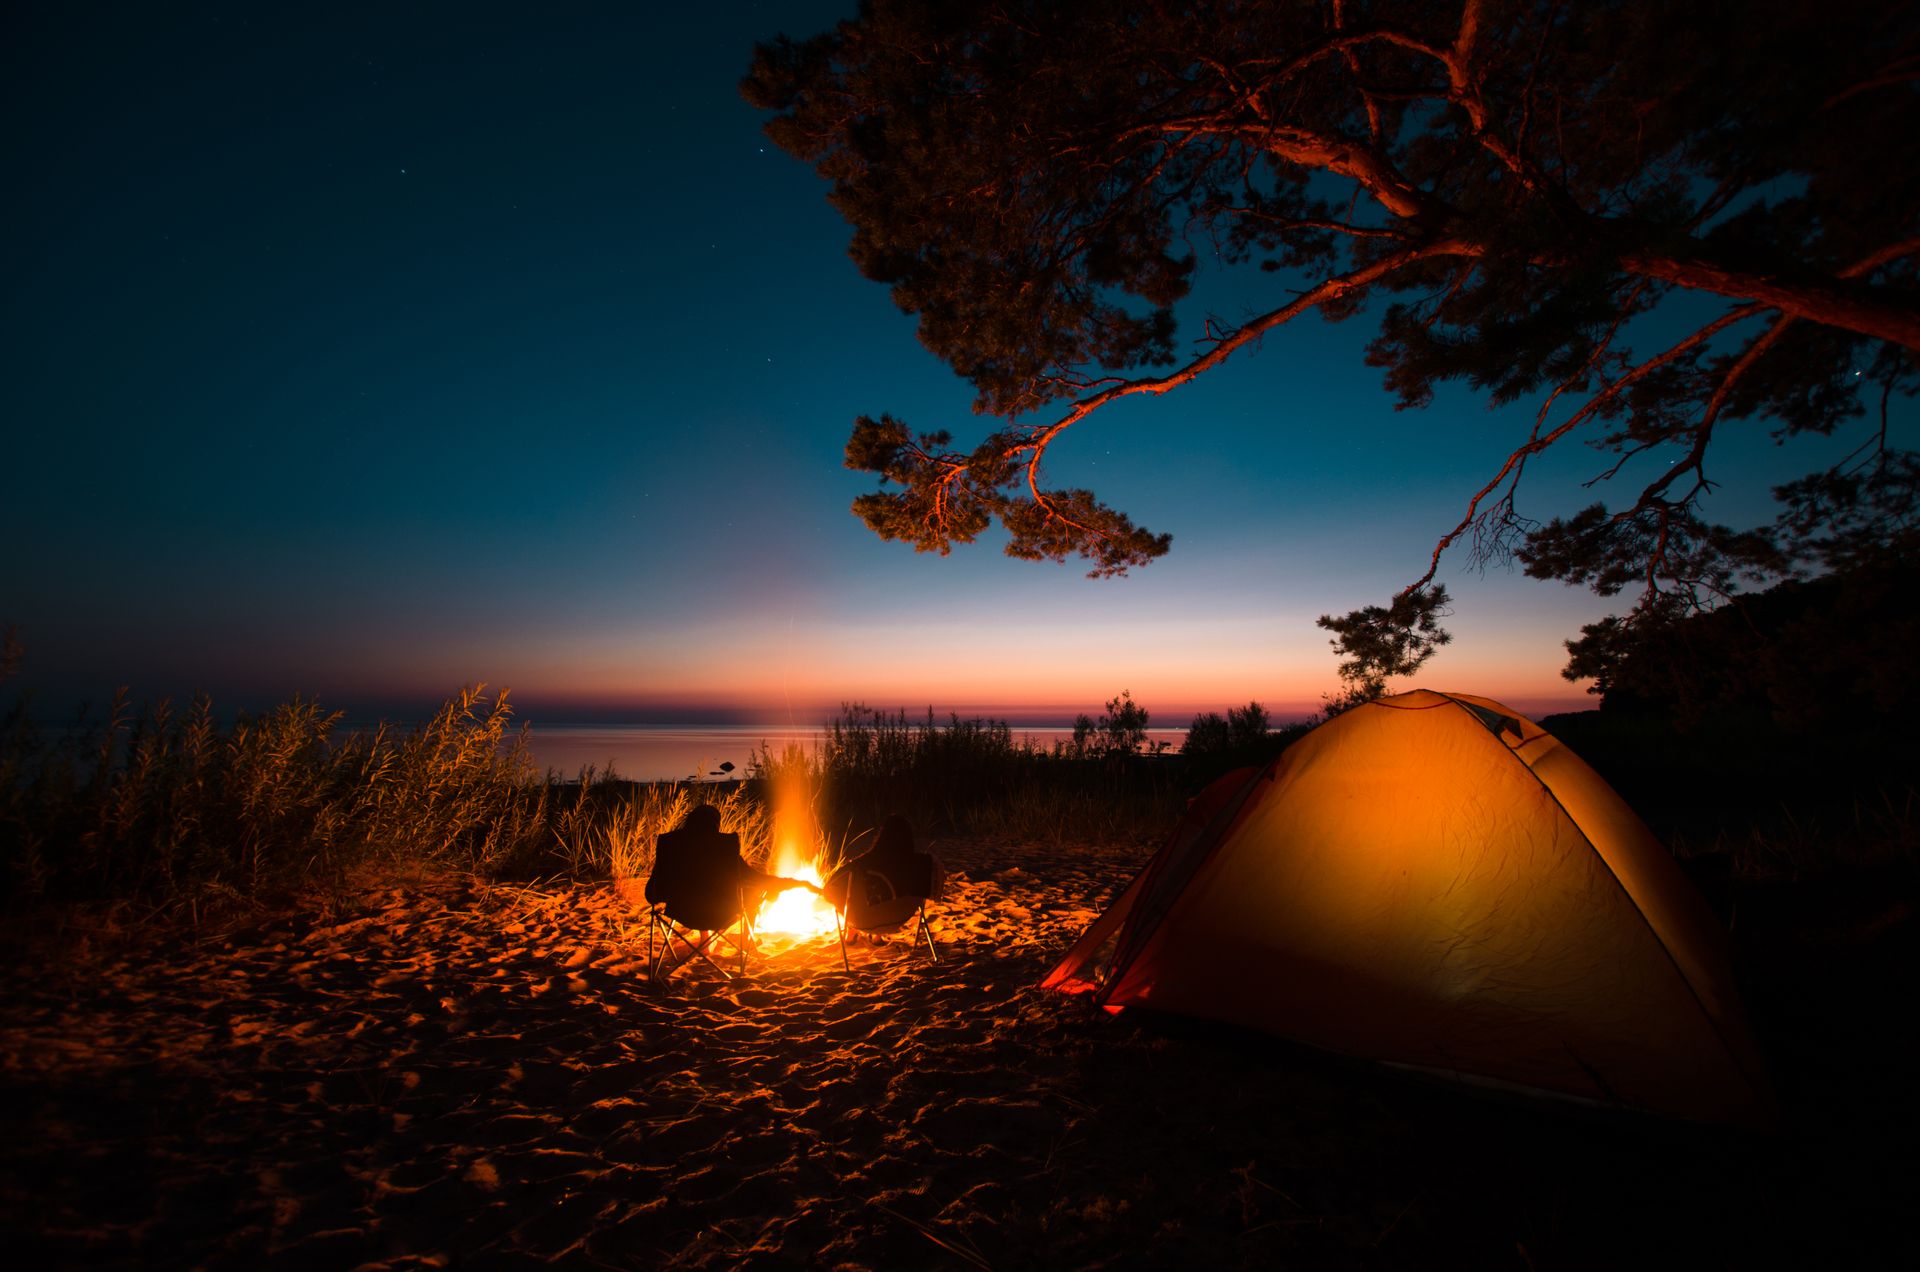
[2,837,1915,1269]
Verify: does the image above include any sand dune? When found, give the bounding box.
[1,838,1910,1267]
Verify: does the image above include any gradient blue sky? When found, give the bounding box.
[2,2,1864,726]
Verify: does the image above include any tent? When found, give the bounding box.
[1043,690,1771,1126]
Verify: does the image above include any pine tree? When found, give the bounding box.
[748,0,1919,663]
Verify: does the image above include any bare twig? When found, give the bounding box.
[874,1203,993,1271]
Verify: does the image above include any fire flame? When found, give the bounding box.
[755,849,837,939]
[753,764,839,940]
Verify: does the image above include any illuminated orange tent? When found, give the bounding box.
[1043,690,1772,1126]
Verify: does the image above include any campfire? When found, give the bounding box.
[755,844,837,939]
[752,773,839,941]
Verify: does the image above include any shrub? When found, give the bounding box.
[1185,701,1271,755]
[1226,701,1270,747]
[1183,712,1229,755]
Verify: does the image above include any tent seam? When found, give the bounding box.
[1430,691,1766,1102]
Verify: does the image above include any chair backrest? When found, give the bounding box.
[647,826,745,930]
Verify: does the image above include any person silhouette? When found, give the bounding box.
[648,804,807,930]
[824,813,943,916]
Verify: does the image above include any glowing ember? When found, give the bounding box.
[754,842,839,939]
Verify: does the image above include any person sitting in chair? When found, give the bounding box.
[648,804,808,930]
[824,814,943,921]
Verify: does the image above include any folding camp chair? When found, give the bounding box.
[823,851,941,972]
[647,887,754,979]
[645,825,758,979]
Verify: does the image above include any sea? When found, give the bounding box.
[517,723,1192,783]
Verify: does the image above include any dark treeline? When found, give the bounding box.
[1547,553,1919,894]
[1566,554,1920,732]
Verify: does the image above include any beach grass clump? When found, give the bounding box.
[551,777,771,880]
[0,685,555,921]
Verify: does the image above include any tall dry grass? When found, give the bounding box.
[755,704,1187,850]
[0,681,801,926]
[0,685,557,920]
[551,775,771,880]
[0,688,1236,928]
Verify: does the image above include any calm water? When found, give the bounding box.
[520,724,1191,783]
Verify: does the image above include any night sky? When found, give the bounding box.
[1,2,1847,726]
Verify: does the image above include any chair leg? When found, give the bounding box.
[687,928,736,978]
[652,917,724,980]
[649,909,680,979]
[655,891,760,982]
[917,901,938,962]
[651,920,680,978]
[834,904,850,973]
